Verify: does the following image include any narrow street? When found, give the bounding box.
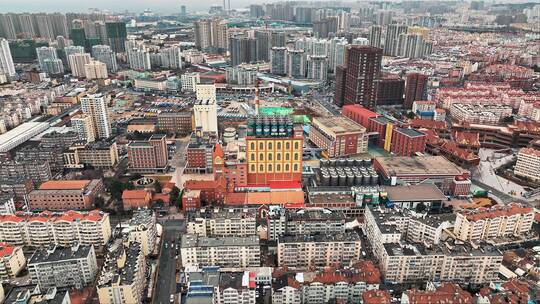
[153,220,185,304]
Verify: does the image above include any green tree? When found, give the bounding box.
[154,181,162,193]
[415,202,427,213]
[109,180,125,201]
[169,186,181,204]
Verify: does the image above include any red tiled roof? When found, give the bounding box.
[440,142,480,161]
[463,203,533,222]
[342,104,378,117]
[453,131,481,147]
[405,283,473,304]
[410,119,447,130]
[122,190,151,200]
[39,180,91,190]
[152,193,171,204]
[502,279,529,295]
[56,211,84,222]
[362,290,391,304]
[520,147,540,158]
[0,242,15,258]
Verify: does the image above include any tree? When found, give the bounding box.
[109,180,125,201]
[415,202,427,213]
[109,180,134,200]
[154,181,162,193]
[169,186,181,204]
[94,196,105,208]
[502,116,514,124]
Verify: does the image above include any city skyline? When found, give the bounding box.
[1,0,272,13]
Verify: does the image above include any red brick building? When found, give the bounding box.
[391,127,427,156]
[335,46,383,109]
[368,116,393,147]
[28,179,104,211]
[449,176,472,197]
[342,104,379,128]
[121,190,152,210]
[213,142,248,191]
[183,177,226,206]
[404,72,428,109]
[127,134,168,173]
[157,111,193,136]
[375,74,405,106]
[186,132,217,174]
[309,116,367,157]
[182,189,201,211]
[333,65,347,106]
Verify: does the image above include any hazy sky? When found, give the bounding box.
[0,0,260,14]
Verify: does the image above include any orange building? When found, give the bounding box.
[28,179,104,211]
[121,190,152,210]
[245,116,304,186]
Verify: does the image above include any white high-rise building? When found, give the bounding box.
[84,60,108,79]
[42,59,64,75]
[36,46,58,72]
[194,100,218,134]
[196,84,216,102]
[368,25,383,48]
[80,93,111,139]
[514,148,540,181]
[127,48,151,71]
[181,72,200,92]
[160,46,183,69]
[68,53,91,77]
[328,37,348,73]
[64,45,84,62]
[307,55,328,81]
[287,49,306,79]
[91,45,118,72]
[270,47,287,75]
[352,37,369,46]
[71,114,96,143]
[0,39,16,77]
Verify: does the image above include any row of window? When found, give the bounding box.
[249,152,301,162]
[248,163,301,173]
[248,140,302,151]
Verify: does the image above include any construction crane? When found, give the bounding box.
[254,79,261,115]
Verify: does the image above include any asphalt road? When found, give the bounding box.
[153,220,185,304]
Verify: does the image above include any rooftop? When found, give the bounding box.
[460,203,533,222]
[0,121,51,152]
[368,205,455,234]
[312,116,366,135]
[0,210,106,224]
[187,207,258,221]
[122,190,151,200]
[374,155,468,177]
[98,242,143,288]
[181,234,260,248]
[519,147,540,158]
[279,231,360,243]
[28,244,93,264]
[5,285,70,304]
[386,184,447,202]
[38,180,91,190]
[395,127,426,138]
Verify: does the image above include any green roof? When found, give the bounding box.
[259,107,294,116]
[258,107,310,124]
